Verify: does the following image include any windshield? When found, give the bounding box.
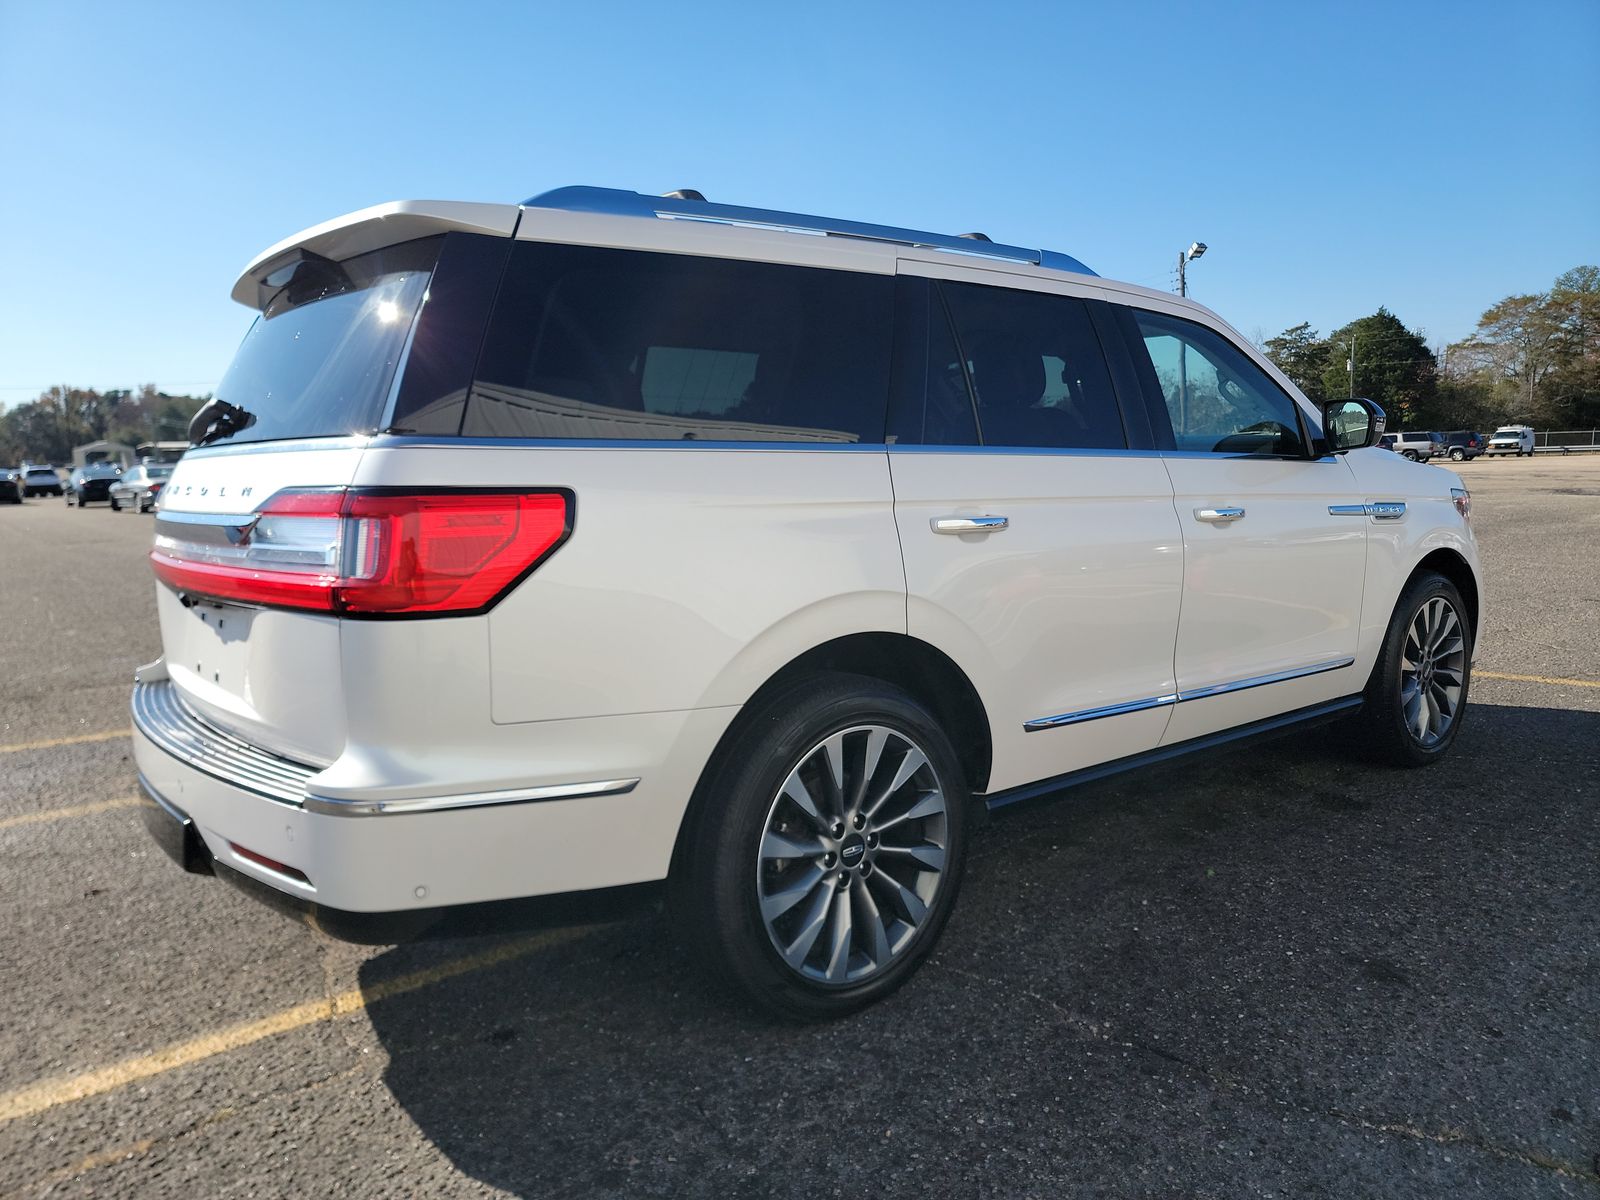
[208,237,440,446]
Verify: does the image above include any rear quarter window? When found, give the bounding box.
[463,243,894,443]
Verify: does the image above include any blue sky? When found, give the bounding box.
[1,0,1596,409]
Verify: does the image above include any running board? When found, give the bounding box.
[984,695,1364,813]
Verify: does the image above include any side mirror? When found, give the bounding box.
[1321,397,1386,454]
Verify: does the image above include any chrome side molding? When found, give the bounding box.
[1175,657,1356,702]
[1024,657,1356,732]
[1023,693,1179,732]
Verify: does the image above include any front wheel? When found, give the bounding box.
[1358,572,1472,767]
[673,674,970,1020]
[1450,448,1465,461]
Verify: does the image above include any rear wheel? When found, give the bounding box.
[673,674,970,1020]
[1358,571,1471,767]
[1450,447,1465,461]
[109,497,120,511]
[1402,449,1418,461]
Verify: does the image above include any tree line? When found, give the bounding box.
[0,385,209,465]
[1263,265,1600,432]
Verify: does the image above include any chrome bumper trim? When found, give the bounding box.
[302,778,641,817]
[133,678,642,817]
[132,679,314,807]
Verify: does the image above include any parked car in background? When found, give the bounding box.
[134,186,1485,1019]
[1485,425,1536,456]
[67,462,124,507]
[0,467,23,504]
[1442,431,1485,461]
[108,464,172,512]
[1378,431,1439,461]
[21,465,64,496]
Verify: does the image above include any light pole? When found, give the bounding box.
[1338,334,1357,398]
[1176,241,1207,298]
[1176,242,1207,433]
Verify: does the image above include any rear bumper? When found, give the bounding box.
[131,674,733,918]
[137,781,660,942]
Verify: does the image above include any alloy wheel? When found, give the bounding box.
[756,725,949,986]
[1400,596,1466,747]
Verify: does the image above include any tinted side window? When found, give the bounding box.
[464,243,893,443]
[1129,310,1307,456]
[938,281,1125,450]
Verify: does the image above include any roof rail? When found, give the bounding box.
[520,186,1096,277]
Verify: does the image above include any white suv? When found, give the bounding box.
[1378,431,1439,461]
[134,187,1484,1017]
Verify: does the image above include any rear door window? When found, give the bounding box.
[464,243,893,443]
[930,280,1126,450]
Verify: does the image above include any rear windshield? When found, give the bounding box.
[207,237,441,446]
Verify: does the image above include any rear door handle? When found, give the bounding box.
[1194,507,1245,524]
[931,515,1009,534]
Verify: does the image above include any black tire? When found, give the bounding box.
[109,497,120,511]
[1356,571,1472,767]
[1450,448,1465,461]
[1402,450,1418,461]
[672,673,971,1020]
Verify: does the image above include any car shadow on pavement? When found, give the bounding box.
[359,702,1600,1199]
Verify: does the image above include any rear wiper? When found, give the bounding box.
[188,398,257,447]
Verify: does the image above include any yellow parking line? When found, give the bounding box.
[0,728,128,755]
[0,797,143,831]
[1476,670,1600,689]
[0,926,590,1124]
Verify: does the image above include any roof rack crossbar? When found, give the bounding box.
[520,186,1095,276]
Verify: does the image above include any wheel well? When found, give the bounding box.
[667,633,993,887]
[737,633,994,795]
[1415,549,1479,639]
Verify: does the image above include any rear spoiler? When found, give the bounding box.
[231,200,521,310]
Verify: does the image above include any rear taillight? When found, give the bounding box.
[150,488,572,617]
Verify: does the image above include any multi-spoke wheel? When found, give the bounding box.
[1360,571,1473,766]
[1399,596,1466,748]
[757,725,949,986]
[673,674,970,1019]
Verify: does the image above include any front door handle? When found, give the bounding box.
[1194,507,1246,524]
[931,515,1009,535]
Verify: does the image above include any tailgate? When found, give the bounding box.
[151,443,368,765]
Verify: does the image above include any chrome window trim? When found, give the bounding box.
[372,435,889,453]
[369,435,1346,460]
[1023,657,1356,732]
[181,435,374,460]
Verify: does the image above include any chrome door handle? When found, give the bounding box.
[1194,507,1246,523]
[931,515,1009,534]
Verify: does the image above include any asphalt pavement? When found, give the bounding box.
[1,458,1596,1199]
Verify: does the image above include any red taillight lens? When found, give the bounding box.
[150,488,571,617]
